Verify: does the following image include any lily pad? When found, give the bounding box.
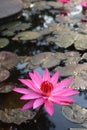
[0,92,36,124]
[74,33,87,50]
[27,52,66,69]
[13,24,57,41]
[42,52,65,68]
[52,25,77,48]
[0,38,9,48]
[55,63,87,90]
[0,108,36,125]
[0,51,19,70]
[55,64,77,76]
[0,0,23,19]
[62,103,87,124]
[13,31,43,40]
[32,1,50,11]
[47,1,62,9]
[1,21,31,37]
[72,63,87,90]
[0,68,10,82]
[0,82,15,93]
[64,51,80,65]
[81,53,87,60]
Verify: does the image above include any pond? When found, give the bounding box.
[0,0,87,130]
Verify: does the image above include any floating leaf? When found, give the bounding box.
[0,68,10,82]
[55,63,87,90]
[13,24,57,41]
[0,92,36,124]
[47,1,62,9]
[0,82,15,93]
[64,51,80,65]
[72,63,87,90]
[27,52,65,69]
[0,0,23,19]
[51,25,77,48]
[13,31,43,40]
[55,64,77,76]
[0,38,9,48]
[62,103,87,124]
[0,108,36,124]
[32,1,50,11]
[1,21,31,37]
[74,33,87,50]
[42,52,65,68]
[0,51,19,70]
[81,53,87,60]
[28,52,53,69]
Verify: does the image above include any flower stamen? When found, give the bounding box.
[40,81,53,95]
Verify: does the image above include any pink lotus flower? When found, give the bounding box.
[81,0,87,8]
[58,0,71,4]
[13,69,79,116]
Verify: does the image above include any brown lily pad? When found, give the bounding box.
[0,51,19,70]
[27,52,66,69]
[74,33,87,50]
[81,53,87,60]
[47,1,62,9]
[55,64,77,76]
[1,21,31,37]
[51,25,77,48]
[0,108,36,125]
[13,24,57,41]
[0,92,36,124]
[62,103,87,124]
[0,82,15,93]
[42,52,65,68]
[0,0,23,20]
[0,68,10,82]
[64,51,80,65]
[72,63,87,90]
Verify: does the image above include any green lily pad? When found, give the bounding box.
[0,38,9,48]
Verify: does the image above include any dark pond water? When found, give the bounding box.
[0,0,87,130]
